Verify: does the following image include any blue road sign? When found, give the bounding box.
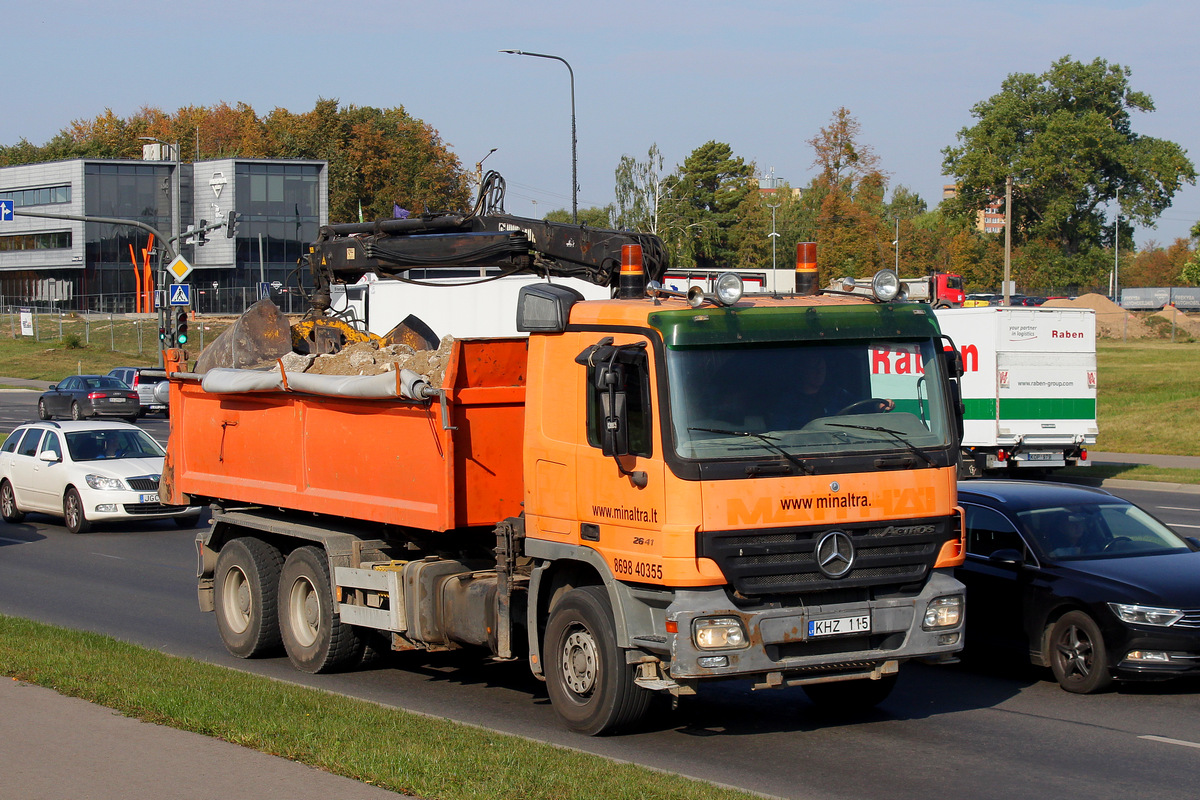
[0,199,13,221]
[258,281,271,299]
[169,283,192,306]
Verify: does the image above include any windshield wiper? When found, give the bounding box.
[687,427,815,474]
[826,423,935,466]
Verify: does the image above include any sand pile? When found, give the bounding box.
[1042,293,1153,338]
[1151,307,1200,339]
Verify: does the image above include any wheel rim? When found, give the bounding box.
[286,575,321,647]
[220,566,252,634]
[72,404,81,420]
[38,401,46,418]
[65,493,80,528]
[2,485,13,516]
[560,626,599,697]
[1054,623,1095,682]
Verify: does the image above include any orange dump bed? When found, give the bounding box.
[163,338,528,531]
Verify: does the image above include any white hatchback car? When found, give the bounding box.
[0,421,200,533]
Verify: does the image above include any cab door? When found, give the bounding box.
[573,335,668,583]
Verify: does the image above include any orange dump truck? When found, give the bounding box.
[165,272,967,735]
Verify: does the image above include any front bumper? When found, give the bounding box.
[664,570,964,685]
[1109,628,1200,681]
[81,487,200,523]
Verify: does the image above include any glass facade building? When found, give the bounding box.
[0,157,327,312]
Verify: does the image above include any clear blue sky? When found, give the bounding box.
[6,0,1197,247]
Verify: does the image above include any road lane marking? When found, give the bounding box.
[1139,735,1200,750]
[1169,523,1200,529]
[1156,506,1200,512]
[0,536,28,544]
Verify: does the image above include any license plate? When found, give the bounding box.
[109,397,127,403]
[809,615,870,637]
[1027,452,1054,461]
[139,493,159,503]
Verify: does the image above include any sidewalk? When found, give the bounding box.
[0,678,408,799]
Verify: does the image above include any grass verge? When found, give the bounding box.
[1056,463,1200,486]
[1095,342,1200,456]
[0,615,755,800]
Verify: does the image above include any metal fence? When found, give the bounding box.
[2,308,234,354]
[0,285,307,317]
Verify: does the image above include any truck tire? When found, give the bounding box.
[1,480,25,523]
[802,674,897,712]
[544,586,652,735]
[1047,611,1112,694]
[214,537,284,658]
[278,546,364,673]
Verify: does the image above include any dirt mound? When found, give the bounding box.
[1151,307,1200,339]
[300,336,455,387]
[1042,293,1152,338]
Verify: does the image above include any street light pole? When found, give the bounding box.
[139,136,182,366]
[500,49,577,223]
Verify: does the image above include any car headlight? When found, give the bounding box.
[84,474,127,491]
[923,595,963,629]
[714,272,744,306]
[871,269,901,302]
[693,617,748,650]
[1108,603,1183,627]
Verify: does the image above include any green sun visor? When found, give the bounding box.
[648,303,941,348]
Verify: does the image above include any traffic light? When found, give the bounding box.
[175,308,189,345]
[226,210,239,238]
[197,219,208,246]
[158,326,167,343]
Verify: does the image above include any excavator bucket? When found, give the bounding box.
[381,314,440,352]
[194,297,293,373]
[291,317,382,355]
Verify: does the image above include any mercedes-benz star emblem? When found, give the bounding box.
[816,531,855,579]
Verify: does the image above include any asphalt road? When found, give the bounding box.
[1,389,1199,799]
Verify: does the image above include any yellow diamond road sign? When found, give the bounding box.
[166,255,194,282]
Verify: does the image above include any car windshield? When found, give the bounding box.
[65,429,165,462]
[667,338,953,460]
[1016,502,1191,560]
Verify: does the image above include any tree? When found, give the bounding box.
[613,144,666,233]
[660,141,754,270]
[545,206,614,227]
[808,107,884,190]
[942,56,1196,255]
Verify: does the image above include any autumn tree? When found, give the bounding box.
[942,56,1196,256]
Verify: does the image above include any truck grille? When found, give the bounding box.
[698,516,958,599]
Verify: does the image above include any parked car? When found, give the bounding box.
[107,367,168,417]
[956,480,1200,693]
[0,421,200,533]
[38,375,140,422]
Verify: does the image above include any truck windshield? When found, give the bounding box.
[667,339,952,460]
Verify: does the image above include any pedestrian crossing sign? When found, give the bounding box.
[169,283,191,306]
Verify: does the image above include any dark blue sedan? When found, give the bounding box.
[956,480,1200,693]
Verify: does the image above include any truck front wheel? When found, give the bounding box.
[214,537,284,658]
[278,546,364,673]
[544,586,652,735]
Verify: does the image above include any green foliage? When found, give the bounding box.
[544,206,615,227]
[0,100,471,226]
[614,144,666,233]
[660,141,755,270]
[61,333,83,350]
[942,56,1196,255]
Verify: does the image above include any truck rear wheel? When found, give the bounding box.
[278,546,364,673]
[214,537,284,658]
[544,586,652,735]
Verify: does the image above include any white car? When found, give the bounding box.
[0,420,200,533]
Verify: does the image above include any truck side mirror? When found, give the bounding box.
[596,365,630,457]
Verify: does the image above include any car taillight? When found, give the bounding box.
[131,374,139,387]
[996,448,1008,462]
[88,391,106,400]
[1080,448,1088,460]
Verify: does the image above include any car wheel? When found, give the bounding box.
[37,399,50,420]
[278,545,364,673]
[1048,611,1112,693]
[63,487,91,534]
[71,401,85,421]
[544,586,653,735]
[124,415,139,424]
[1,480,25,523]
[214,537,284,658]
[803,674,898,711]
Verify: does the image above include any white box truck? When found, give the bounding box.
[933,306,1097,476]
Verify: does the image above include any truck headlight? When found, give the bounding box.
[923,595,963,629]
[693,617,748,650]
[1108,603,1183,627]
[85,474,126,491]
[714,273,744,306]
[871,269,901,302]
